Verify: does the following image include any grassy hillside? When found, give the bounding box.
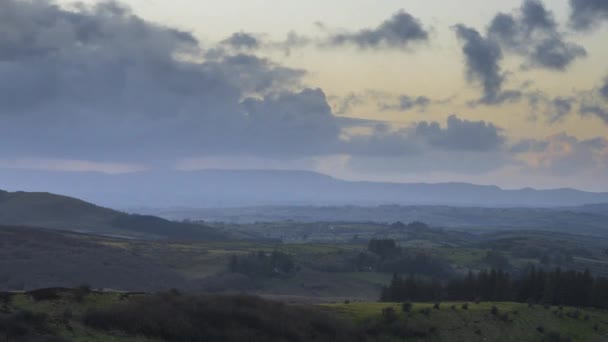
[325,301,608,341]
[2,289,607,341]
[0,190,224,240]
[0,226,190,291]
[0,290,358,342]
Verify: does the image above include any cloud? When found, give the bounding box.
[0,158,145,174]
[328,10,429,49]
[488,0,586,71]
[580,105,608,124]
[0,0,336,162]
[601,77,608,100]
[221,32,260,50]
[454,25,521,105]
[344,115,506,157]
[577,76,608,124]
[220,31,311,56]
[548,97,575,123]
[240,88,341,156]
[569,0,608,31]
[512,133,608,176]
[412,115,506,152]
[382,95,431,112]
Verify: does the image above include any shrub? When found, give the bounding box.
[74,284,92,302]
[566,310,580,319]
[381,307,398,323]
[499,313,510,322]
[491,306,499,316]
[401,302,412,313]
[84,294,360,342]
[537,325,545,333]
[461,303,469,310]
[433,303,441,310]
[419,308,431,317]
[28,288,62,302]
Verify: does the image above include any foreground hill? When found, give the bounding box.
[0,226,190,291]
[2,169,608,208]
[0,290,606,341]
[0,190,224,240]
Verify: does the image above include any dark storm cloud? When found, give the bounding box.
[454,25,521,105]
[329,10,429,49]
[0,0,335,161]
[221,32,260,50]
[240,88,341,155]
[569,0,608,30]
[488,0,586,71]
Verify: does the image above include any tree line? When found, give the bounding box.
[228,251,296,278]
[381,267,608,309]
[358,239,453,278]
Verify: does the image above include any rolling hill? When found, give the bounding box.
[0,190,225,240]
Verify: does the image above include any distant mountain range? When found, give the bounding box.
[1,169,608,208]
[0,189,224,240]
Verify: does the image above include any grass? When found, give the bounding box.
[324,301,608,341]
[5,291,159,342]
[4,290,608,341]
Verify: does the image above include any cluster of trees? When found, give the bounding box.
[228,251,296,278]
[382,267,608,309]
[358,239,452,278]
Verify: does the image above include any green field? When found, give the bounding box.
[324,301,608,341]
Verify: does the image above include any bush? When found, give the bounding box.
[401,302,412,313]
[381,307,398,323]
[461,303,469,310]
[566,310,580,319]
[491,306,499,316]
[433,303,441,310]
[27,288,62,302]
[73,284,92,302]
[84,294,361,342]
[499,313,510,322]
[419,308,431,316]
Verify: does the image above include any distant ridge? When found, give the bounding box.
[1,169,608,208]
[0,189,225,239]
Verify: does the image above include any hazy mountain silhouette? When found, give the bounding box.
[1,169,607,208]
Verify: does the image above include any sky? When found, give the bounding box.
[1,0,607,191]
